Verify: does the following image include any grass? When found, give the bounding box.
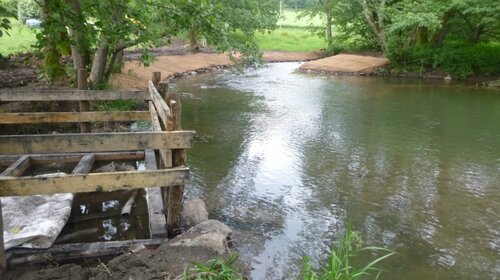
[180,253,244,280]
[256,27,325,52]
[300,229,395,280]
[0,17,37,56]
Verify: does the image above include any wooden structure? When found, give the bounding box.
[0,72,193,270]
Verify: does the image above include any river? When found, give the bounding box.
[171,62,500,280]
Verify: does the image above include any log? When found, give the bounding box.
[0,155,31,177]
[0,90,150,101]
[0,151,145,166]
[121,190,139,216]
[0,167,190,196]
[0,131,195,155]
[6,239,163,267]
[71,154,95,175]
[78,69,91,133]
[0,111,151,124]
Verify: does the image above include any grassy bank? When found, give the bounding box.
[256,28,324,52]
[0,17,37,56]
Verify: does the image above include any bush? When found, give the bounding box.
[17,0,39,23]
[0,0,18,18]
[389,42,500,79]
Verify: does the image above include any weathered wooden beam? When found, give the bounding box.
[165,96,187,237]
[0,155,31,177]
[149,102,172,168]
[145,149,168,238]
[0,151,145,166]
[0,111,151,124]
[0,90,150,101]
[0,167,190,197]
[71,154,95,175]
[148,80,171,128]
[6,239,163,267]
[0,131,195,155]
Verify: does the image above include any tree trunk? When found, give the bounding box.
[89,36,109,87]
[326,14,333,49]
[470,25,484,44]
[415,26,429,47]
[39,0,65,81]
[189,29,199,52]
[361,0,386,52]
[67,0,90,71]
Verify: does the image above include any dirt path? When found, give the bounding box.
[299,54,389,74]
[112,51,320,90]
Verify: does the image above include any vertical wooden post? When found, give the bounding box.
[152,72,161,88]
[0,199,6,274]
[158,81,168,101]
[78,69,91,133]
[165,94,186,237]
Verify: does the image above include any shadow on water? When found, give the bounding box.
[173,63,500,280]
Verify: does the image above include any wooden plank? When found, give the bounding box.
[0,155,31,177]
[7,239,163,267]
[149,80,171,128]
[0,167,190,196]
[0,151,145,166]
[0,131,195,155]
[78,69,91,133]
[149,102,172,168]
[71,154,95,175]
[0,90,150,101]
[0,111,151,124]
[145,149,168,238]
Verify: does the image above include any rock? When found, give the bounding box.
[189,71,197,76]
[25,19,41,28]
[93,162,135,173]
[182,198,209,229]
[169,220,232,255]
[488,79,500,88]
[444,75,452,81]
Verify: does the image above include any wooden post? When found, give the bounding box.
[165,94,186,237]
[158,82,168,101]
[77,69,91,133]
[152,72,161,88]
[0,199,6,274]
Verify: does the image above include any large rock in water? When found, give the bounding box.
[169,220,232,255]
[181,198,209,229]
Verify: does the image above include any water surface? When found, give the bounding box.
[172,63,500,280]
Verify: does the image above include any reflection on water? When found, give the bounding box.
[173,63,500,280]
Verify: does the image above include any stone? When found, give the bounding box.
[93,162,135,173]
[444,75,452,81]
[169,220,232,255]
[181,198,209,229]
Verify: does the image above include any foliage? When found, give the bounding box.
[391,42,500,79]
[0,7,11,38]
[17,0,39,23]
[300,229,395,280]
[181,253,243,280]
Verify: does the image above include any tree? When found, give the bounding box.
[35,0,279,85]
[300,0,337,49]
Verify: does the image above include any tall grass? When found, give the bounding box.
[255,28,325,52]
[300,229,395,280]
[180,253,243,280]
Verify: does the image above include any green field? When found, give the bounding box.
[255,28,325,52]
[276,9,322,27]
[0,17,37,55]
[257,9,326,52]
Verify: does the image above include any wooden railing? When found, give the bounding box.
[0,72,193,271]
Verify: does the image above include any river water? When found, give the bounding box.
[171,62,500,280]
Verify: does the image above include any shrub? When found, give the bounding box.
[17,0,39,23]
[300,229,395,280]
[0,0,18,18]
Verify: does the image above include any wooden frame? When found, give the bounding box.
[0,72,193,268]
